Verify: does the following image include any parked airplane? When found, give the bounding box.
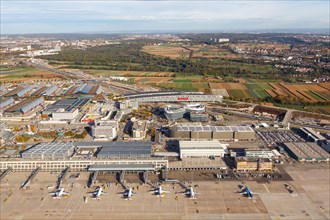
[89,186,106,200]
[121,188,136,200]
[240,186,254,199]
[49,188,70,199]
[181,187,200,199]
[150,186,170,197]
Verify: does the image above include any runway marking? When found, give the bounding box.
[263,184,270,193]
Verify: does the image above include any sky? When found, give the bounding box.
[1,0,329,34]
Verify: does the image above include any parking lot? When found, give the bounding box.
[256,130,304,147]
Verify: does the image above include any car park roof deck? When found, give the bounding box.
[176,125,254,132]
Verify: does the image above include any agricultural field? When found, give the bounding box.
[209,81,330,104]
[0,66,63,82]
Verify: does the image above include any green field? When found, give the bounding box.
[1,67,60,80]
[157,81,209,92]
[227,89,251,99]
[305,91,328,101]
[244,83,270,99]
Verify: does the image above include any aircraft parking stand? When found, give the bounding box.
[1,165,329,220]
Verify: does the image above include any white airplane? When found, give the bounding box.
[150,186,170,197]
[121,188,136,200]
[182,187,200,199]
[49,188,70,199]
[89,186,106,200]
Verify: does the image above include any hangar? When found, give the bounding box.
[179,140,228,159]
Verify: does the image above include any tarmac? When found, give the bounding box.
[0,165,329,220]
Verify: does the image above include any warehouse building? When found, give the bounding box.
[318,140,330,153]
[123,91,222,103]
[96,141,152,159]
[164,105,186,120]
[21,142,75,160]
[179,140,228,159]
[299,127,326,142]
[0,97,14,110]
[31,85,58,96]
[4,97,43,116]
[4,86,33,97]
[43,98,89,120]
[170,124,255,141]
[283,142,329,162]
[65,83,102,95]
[91,120,118,140]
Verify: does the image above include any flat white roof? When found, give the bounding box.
[179,140,228,150]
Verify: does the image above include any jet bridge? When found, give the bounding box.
[57,166,70,189]
[21,167,41,189]
[0,167,12,181]
[88,171,98,188]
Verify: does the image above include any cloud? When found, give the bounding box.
[1,0,329,34]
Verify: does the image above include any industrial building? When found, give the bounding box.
[132,120,148,140]
[189,111,209,122]
[170,124,255,141]
[122,91,222,103]
[91,120,118,140]
[4,97,43,116]
[318,140,330,153]
[179,140,228,159]
[299,127,326,142]
[235,157,273,172]
[21,142,75,160]
[96,141,152,159]
[283,142,329,162]
[31,85,58,96]
[43,98,89,120]
[4,86,33,97]
[245,150,281,159]
[164,105,186,120]
[65,83,102,95]
[0,97,14,109]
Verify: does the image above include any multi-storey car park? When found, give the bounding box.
[122,91,222,103]
[4,97,43,116]
[170,124,256,141]
[3,86,33,97]
[65,83,102,95]
[31,85,58,96]
[164,105,186,120]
